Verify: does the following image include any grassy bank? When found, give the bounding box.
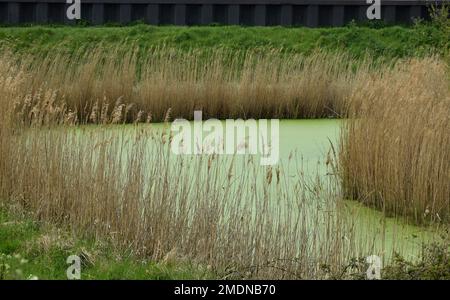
[0,207,212,279]
[0,23,448,60]
[1,207,448,280]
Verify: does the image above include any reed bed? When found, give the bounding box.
[0,100,368,279]
[340,57,450,224]
[0,125,359,279]
[2,46,376,123]
[1,121,436,279]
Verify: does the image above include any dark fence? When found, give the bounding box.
[0,1,445,26]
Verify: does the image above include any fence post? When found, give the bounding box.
[36,3,49,24]
[201,4,213,25]
[306,5,318,27]
[8,2,20,24]
[255,5,266,26]
[332,6,345,26]
[280,5,292,26]
[92,4,104,25]
[228,5,240,25]
[174,4,186,25]
[146,4,159,25]
[119,4,131,24]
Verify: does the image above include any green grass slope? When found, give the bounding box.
[0,23,447,60]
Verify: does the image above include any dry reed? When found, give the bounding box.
[340,57,450,224]
[2,46,376,123]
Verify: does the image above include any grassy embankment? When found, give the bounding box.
[0,21,448,59]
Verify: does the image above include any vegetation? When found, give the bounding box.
[382,243,450,280]
[2,48,373,122]
[340,57,450,224]
[0,208,212,279]
[0,22,448,60]
[320,241,450,280]
[1,207,448,280]
[0,104,355,278]
[0,7,448,279]
[2,44,448,226]
[1,50,448,279]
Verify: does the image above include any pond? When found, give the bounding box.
[26,119,439,263]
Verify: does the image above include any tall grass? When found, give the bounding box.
[0,107,368,278]
[340,57,450,224]
[2,47,376,123]
[0,127,357,279]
